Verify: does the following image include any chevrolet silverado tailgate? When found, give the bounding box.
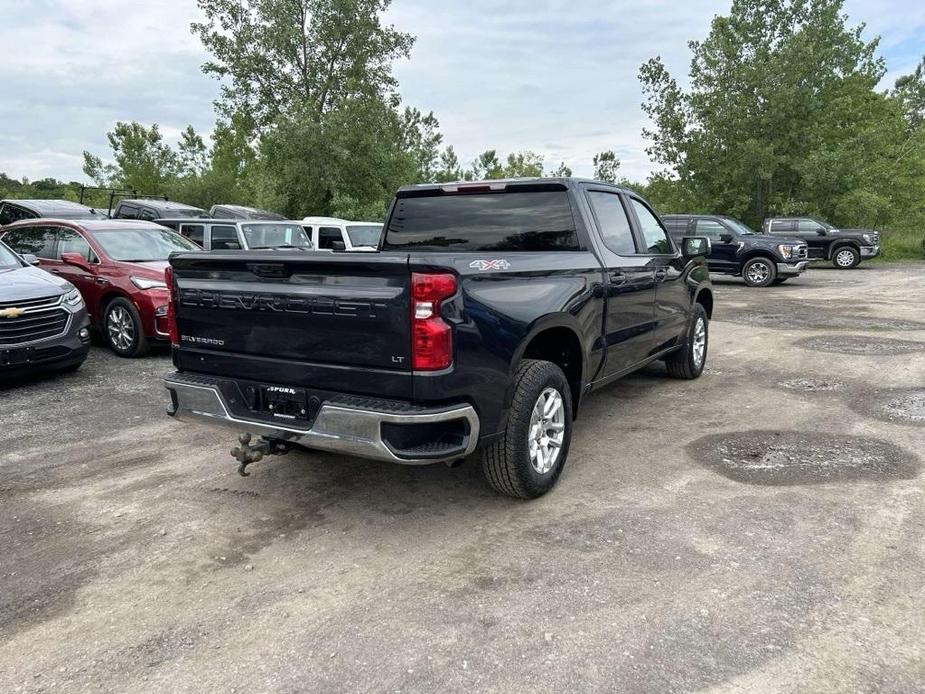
[168,251,413,397]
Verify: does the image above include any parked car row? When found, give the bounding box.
[661,212,879,286]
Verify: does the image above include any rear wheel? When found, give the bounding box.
[742,257,776,287]
[481,359,572,499]
[832,246,860,269]
[103,298,150,358]
[665,304,708,380]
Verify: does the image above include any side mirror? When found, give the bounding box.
[22,253,40,266]
[682,236,711,258]
[330,240,346,252]
[60,252,93,271]
[719,233,734,244]
[816,228,827,236]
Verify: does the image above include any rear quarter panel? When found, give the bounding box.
[411,251,605,437]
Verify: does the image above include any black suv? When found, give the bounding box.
[209,204,285,220]
[763,217,880,268]
[111,199,210,222]
[662,214,808,287]
[0,199,108,226]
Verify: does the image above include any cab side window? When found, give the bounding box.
[2,226,57,258]
[797,219,824,234]
[770,220,795,234]
[56,228,96,262]
[139,208,158,221]
[318,227,344,250]
[694,220,728,241]
[630,198,674,254]
[210,226,241,250]
[587,191,636,255]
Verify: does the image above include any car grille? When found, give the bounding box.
[0,295,69,346]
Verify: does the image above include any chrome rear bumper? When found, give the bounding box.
[164,373,479,465]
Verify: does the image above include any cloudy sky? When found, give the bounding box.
[1,0,923,184]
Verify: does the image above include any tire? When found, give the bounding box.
[832,246,860,269]
[665,304,708,380]
[771,277,788,285]
[481,359,573,499]
[103,297,150,358]
[742,257,777,287]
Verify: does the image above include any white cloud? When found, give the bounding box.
[1,0,923,184]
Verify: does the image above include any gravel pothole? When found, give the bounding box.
[688,430,919,485]
[794,335,925,356]
[778,378,845,392]
[851,389,925,426]
[717,307,925,332]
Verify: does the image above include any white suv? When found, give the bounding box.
[301,216,383,251]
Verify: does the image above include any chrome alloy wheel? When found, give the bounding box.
[107,305,135,352]
[529,387,566,474]
[745,261,770,284]
[692,316,707,369]
[835,249,856,267]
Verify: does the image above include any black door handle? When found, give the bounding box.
[655,267,669,280]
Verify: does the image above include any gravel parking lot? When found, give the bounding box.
[2,263,924,693]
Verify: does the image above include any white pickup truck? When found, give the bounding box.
[301,216,383,252]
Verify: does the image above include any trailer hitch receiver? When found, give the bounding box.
[231,433,290,476]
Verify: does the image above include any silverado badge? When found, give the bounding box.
[0,307,25,318]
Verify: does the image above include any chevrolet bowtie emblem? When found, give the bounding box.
[0,307,25,318]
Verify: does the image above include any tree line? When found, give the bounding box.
[2,0,923,257]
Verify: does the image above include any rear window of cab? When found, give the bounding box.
[383,191,579,252]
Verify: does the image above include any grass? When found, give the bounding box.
[875,227,925,262]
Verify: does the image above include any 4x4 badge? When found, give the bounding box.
[469,259,511,271]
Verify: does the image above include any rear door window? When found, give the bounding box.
[587,191,636,255]
[383,191,579,252]
[2,226,57,258]
[770,220,795,234]
[181,224,205,246]
[116,204,138,219]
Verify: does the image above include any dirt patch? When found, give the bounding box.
[716,305,925,332]
[851,389,925,426]
[793,335,925,356]
[688,430,919,485]
[778,378,846,392]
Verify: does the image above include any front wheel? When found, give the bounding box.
[665,304,708,380]
[742,257,777,287]
[832,246,860,269]
[481,359,572,499]
[103,298,150,358]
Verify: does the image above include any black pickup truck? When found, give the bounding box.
[763,217,880,268]
[163,179,714,498]
[662,214,808,287]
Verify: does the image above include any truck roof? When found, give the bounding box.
[2,199,109,219]
[397,177,634,195]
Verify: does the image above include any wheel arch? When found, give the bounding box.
[94,289,132,327]
[694,288,714,319]
[827,240,861,259]
[510,315,587,420]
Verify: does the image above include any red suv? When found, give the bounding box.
[1,219,200,357]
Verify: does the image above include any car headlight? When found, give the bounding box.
[777,244,795,259]
[63,288,84,306]
[863,233,876,245]
[131,276,167,290]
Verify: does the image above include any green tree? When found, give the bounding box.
[638,0,896,226]
[893,55,925,132]
[399,107,443,182]
[547,162,572,178]
[192,0,414,133]
[503,151,544,178]
[434,146,463,183]
[82,122,181,194]
[468,150,504,180]
[592,151,621,183]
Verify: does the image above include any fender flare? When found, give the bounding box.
[827,240,861,260]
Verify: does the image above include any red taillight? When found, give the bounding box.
[165,265,179,346]
[411,272,457,371]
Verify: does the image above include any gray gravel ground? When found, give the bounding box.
[1,263,924,693]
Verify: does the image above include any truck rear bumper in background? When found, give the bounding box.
[164,371,479,465]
